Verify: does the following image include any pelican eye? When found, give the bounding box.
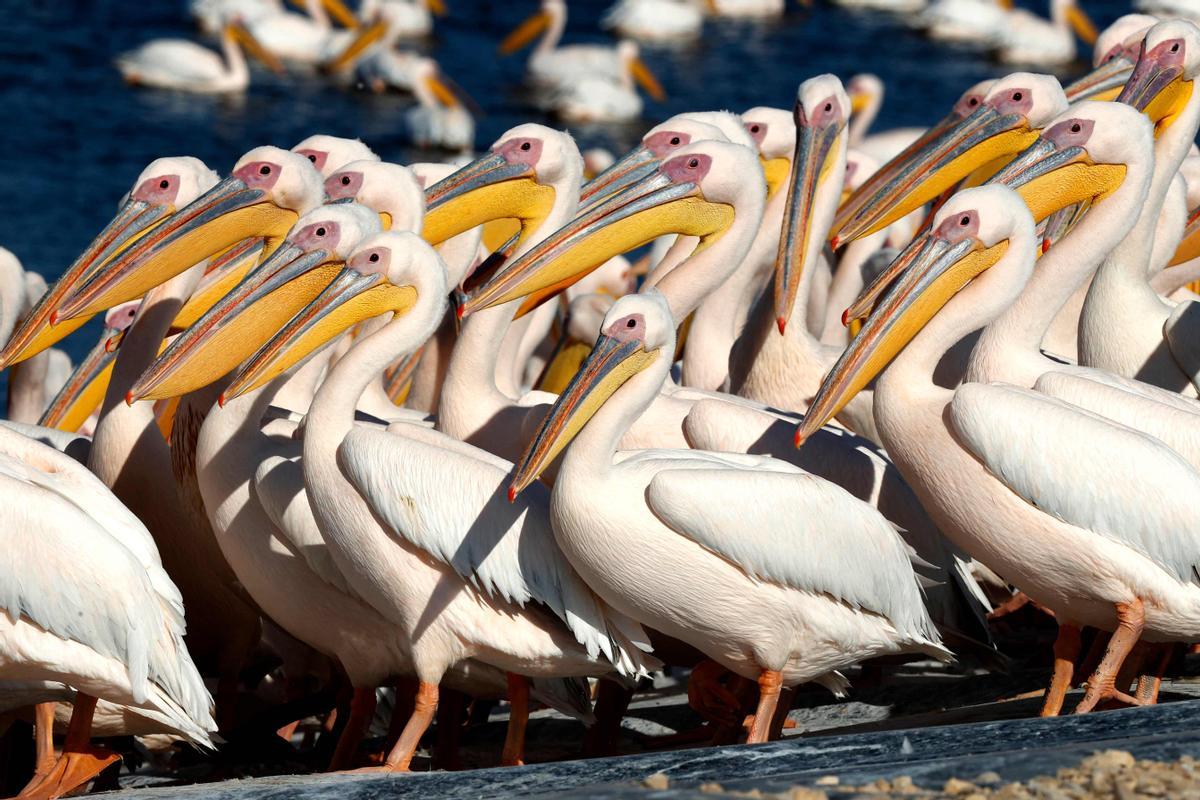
[626,318,636,328]
[687,158,699,168]
[307,154,317,163]
[316,227,327,237]
[369,253,380,263]
[824,102,832,112]
[341,175,351,185]
[968,97,979,106]
[520,141,531,151]
[260,165,271,175]
[1172,42,1181,53]
[1070,123,1081,133]
[1011,92,1023,101]
[960,215,970,226]
[670,136,680,145]
[159,179,170,189]
[749,125,760,133]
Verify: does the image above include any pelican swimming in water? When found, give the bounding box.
[995,0,1098,66]
[116,19,284,93]
[602,0,704,41]
[510,289,948,742]
[406,59,475,153]
[247,0,361,65]
[798,184,1200,715]
[547,40,666,123]
[916,0,1009,46]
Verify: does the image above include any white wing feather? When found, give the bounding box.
[951,382,1200,585]
[337,426,657,677]
[643,464,942,644]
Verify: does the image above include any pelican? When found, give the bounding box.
[361,0,446,39]
[602,0,704,41]
[406,59,475,153]
[247,0,361,65]
[798,184,1200,715]
[510,290,949,743]
[0,423,215,799]
[499,0,663,96]
[547,40,666,123]
[1134,0,1200,26]
[190,0,283,35]
[831,0,922,15]
[1077,21,1200,396]
[708,0,785,15]
[832,73,1069,248]
[916,0,1009,46]
[1062,14,1157,103]
[116,20,284,93]
[995,0,1098,66]
[174,229,658,769]
[39,302,139,434]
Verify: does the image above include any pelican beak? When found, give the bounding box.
[986,134,1125,223]
[499,10,550,55]
[425,71,461,107]
[172,238,266,330]
[579,145,659,210]
[222,266,417,403]
[384,342,425,405]
[1039,200,1091,253]
[631,58,666,102]
[0,198,173,369]
[1117,39,1195,135]
[422,151,556,247]
[760,155,792,199]
[840,233,929,324]
[832,103,1040,245]
[1063,56,1133,102]
[1170,206,1200,266]
[775,106,844,334]
[228,22,286,74]
[324,19,388,72]
[1066,4,1098,45]
[458,166,735,319]
[849,90,871,115]
[797,231,1009,445]
[425,0,448,16]
[56,176,300,321]
[322,0,361,28]
[511,332,659,497]
[36,325,121,432]
[127,244,345,402]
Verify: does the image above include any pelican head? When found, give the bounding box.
[510,290,673,497]
[55,147,323,323]
[37,300,141,432]
[127,203,381,402]
[845,102,1146,324]
[292,134,380,177]
[580,116,729,210]
[325,160,425,234]
[847,73,883,118]
[1117,19,1200,137]
[0,157,218,370]
[422,123,581,248]
[775,74,850,335]
[220,231,443,403]
[1064,14,1156,102]
[832,74,1067,246]
[458,139,762,320]
[743,107,796,199]
[798,186,1034,445]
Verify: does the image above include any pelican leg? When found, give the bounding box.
[767,687,796,740]
[17,694,119,800]
[1041,623,1081,717]
[1135,643,1176,705]
[583,679,633,757]
[1074,599,1145,714]
[500,674,530,767]
[686,660,740,726]
[745,670,783,745]
[380,681,438,771]
[327,687,377,771]
[433,688,466,771]
[32,704,56,781]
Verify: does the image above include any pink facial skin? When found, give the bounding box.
[954,92,984,117]
[233,161,284,191]
[132,174,181,205]
[605,313,646,343]
[744,122,767,147]
[798,94,844,128]
[661,152,713,184]
[644,130,692,157]
[104,302,139,331]
[290,220,342,252]
[325,171,363,201]
[495,137,543,168]
[1043,118,1096,149]
[348,246,391,277]
[989,87,1034,117]
[934,209,980,244]
[294,149,329,173]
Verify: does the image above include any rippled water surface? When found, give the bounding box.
[0,0,1131,361]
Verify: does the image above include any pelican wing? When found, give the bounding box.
[643,462,941,643]
[951,382,1200,585]
[254,453,355,597]
[1164,300,1200,394]
[117,40,226,83]
[337,425,657,676]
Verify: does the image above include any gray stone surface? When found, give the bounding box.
[95,697,1200,799]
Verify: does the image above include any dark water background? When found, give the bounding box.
[0,0,1130,363]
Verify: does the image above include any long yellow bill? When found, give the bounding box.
[1117,36,1195,136]
[797,229,1009,446]
[422,150,555,248]
[510,331,658,499]
[228,22,286,74]
[458,161,735,320]
[56,175,300,322]
[1170,205,1200,266]
[127,244,346,402]
[499,10,550,54]
[36,321,126,432]
[221,266,417,403]
[172,238,266,330]
[324,19,389,72]
[1063,55,1134,102]
[631,58,666,103]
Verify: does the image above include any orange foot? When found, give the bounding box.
[17,746,120,800]
[1074,682,1146,715]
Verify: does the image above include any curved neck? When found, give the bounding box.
[848,95,880,145]
[537,4,565,57]
[567,354,671,471]
[222,28,249,81]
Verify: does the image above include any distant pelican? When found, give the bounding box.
[116,20,283,93]
[602,0,704,41]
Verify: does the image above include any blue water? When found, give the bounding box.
[0,0,1130,363]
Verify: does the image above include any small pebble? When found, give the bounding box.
[784,789,828,800]
[944,777,978,795]
[814,775,839,786]
[642,772,669,790]
[699,782,724,794]
[974,771,1002,785]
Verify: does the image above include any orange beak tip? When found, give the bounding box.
[456,302,466,320]
[840,308,850,327]
[49,310,60,326]
[507,485,518,503]
[776,316,787,336]
[794,428,806,448]
[830,235,841,250]
[124,391,135,407]
[218,392,228,408]
[1042,238,1051,254]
